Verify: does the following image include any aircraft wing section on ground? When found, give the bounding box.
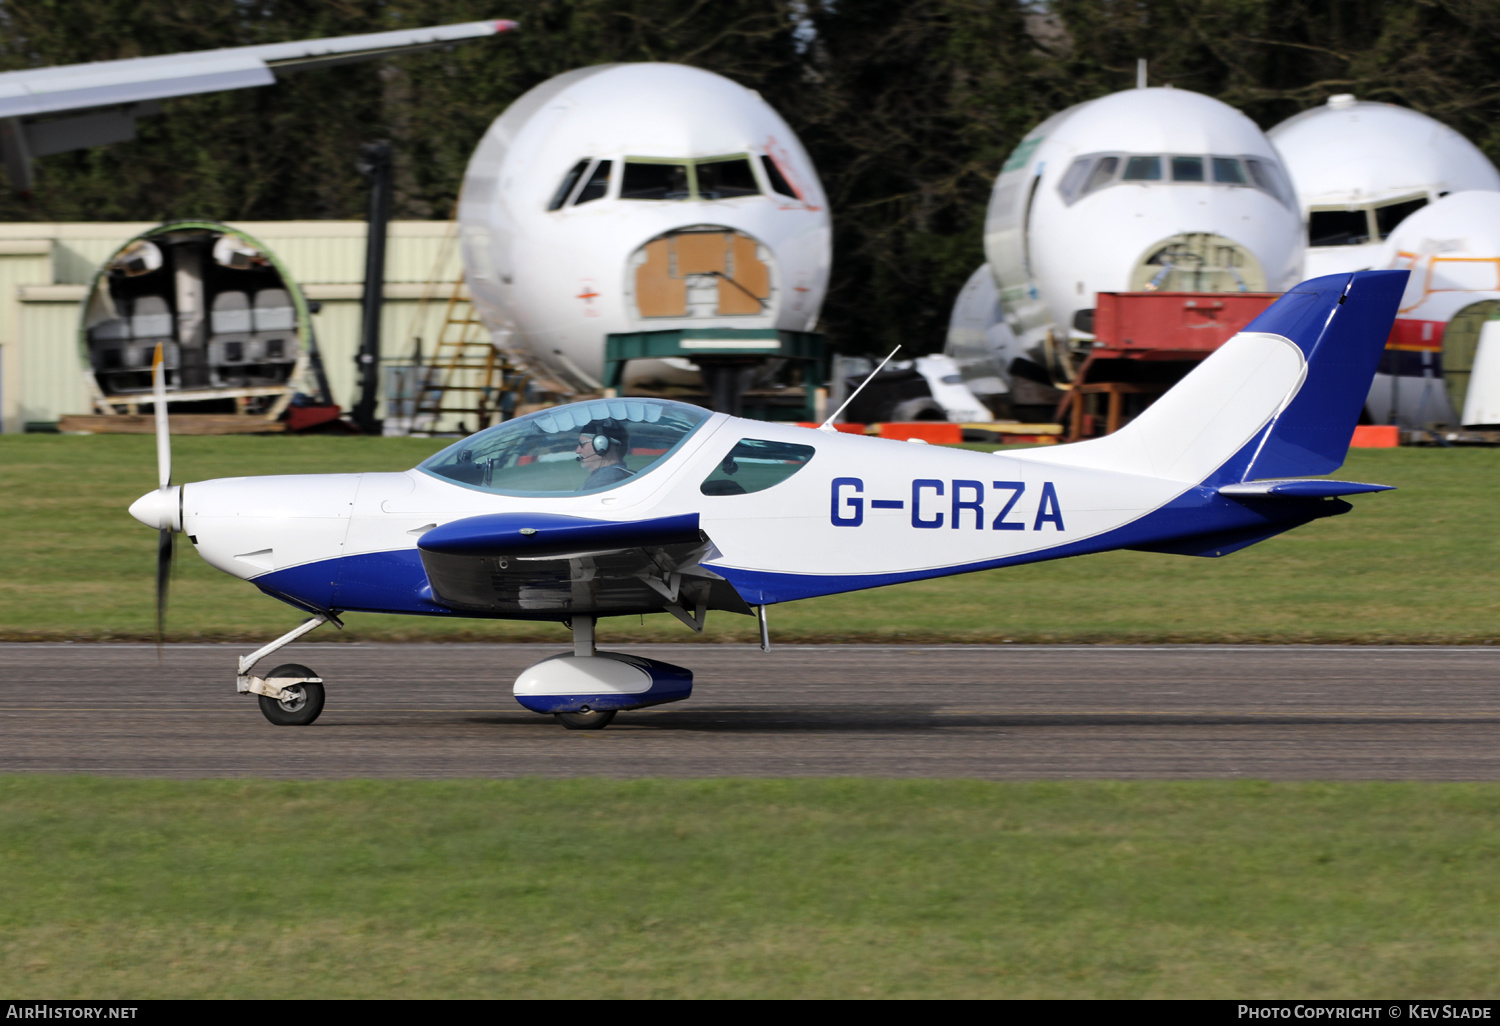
[416,512,754,623]
[0,19,516,190]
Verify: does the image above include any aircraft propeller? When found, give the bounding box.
[125,342,180,656]
[152,343,175,654]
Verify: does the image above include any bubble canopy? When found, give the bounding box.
[418,398,714,496]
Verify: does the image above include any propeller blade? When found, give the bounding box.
[152,342,171,489]
[156,526,174,660]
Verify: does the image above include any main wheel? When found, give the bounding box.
[555,707,616,730]
[256,663,325,726]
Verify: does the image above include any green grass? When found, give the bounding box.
[2,777,1497,998]
[1,435,1497,643]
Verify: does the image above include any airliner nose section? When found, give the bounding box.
[129,486,180,531]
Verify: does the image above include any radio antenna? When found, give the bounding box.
[818,345,901,432]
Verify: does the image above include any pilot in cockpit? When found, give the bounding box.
[575,418,634,490]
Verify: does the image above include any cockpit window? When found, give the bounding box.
[761,155,798,198]
[622,161,692,200]
[1123,156,1162,181]
[1375,196,1427,237]
[1171,156,1204,182]
[1058,158,1091,201]
[697,158,760,198]
[548,159,591,211]
[1058,151,1293,208]
[699,438,816,496]
[1212,157,1247,184]
[419,398,712,497]
[1085,156,1119,193]
[621,154,766,201]
[1307,194,1429,248]
[1243,158,1294,207]
[1309,209,1371,247]
[574,160,612,204]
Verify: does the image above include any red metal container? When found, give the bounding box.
[1092,291,1281,356]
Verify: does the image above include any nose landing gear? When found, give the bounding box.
[236,614,337,726]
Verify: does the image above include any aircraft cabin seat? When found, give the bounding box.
[118,295,178,392]
[252,289,297,364]
[87,301,132,377]
[208,291,254,371]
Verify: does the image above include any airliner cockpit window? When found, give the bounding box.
[622,162,692,200]
[1307,195,1429,249]
[1375,196,1427,238]
[1212,157,1247,184]
[699,438,816,496]
[1059,152,1294,208]
[1243,159,1293,208]
[419,398,712,497]
[761,156,798,198]
[1171,156,1205,182]
[1084,156,1119,193]
[549,159,591,211]
[697,158,760,198]
[1057,158,1092,203]
[574,160,612,205]
[1309,209,1371,247]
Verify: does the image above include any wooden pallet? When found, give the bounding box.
[59,414,286,435]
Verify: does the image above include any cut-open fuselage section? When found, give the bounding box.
[83,223,306,405]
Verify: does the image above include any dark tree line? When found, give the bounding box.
[2,0,1498,355]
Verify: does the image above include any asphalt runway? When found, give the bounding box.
[1,643,1497,779]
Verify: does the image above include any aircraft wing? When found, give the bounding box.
[0,19,516,190]
[416,512,755,623]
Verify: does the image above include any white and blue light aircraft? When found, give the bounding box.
[130,271,1406,730]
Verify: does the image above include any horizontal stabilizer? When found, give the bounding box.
[1218,480,1394,499]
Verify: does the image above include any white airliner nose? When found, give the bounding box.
[129,486,181,531]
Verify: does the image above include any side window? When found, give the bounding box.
[700,438,816,496]
[1245,157,1296,209]
[549,159,591,211]
[760,155,798,198]
[1084,155,1119,194]
[574,160,612,205]
[1057,157,1092,204]
[1212,157,1247,184]
[1375,196,1427,238]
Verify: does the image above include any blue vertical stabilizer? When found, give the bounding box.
[1228,270,1406,482]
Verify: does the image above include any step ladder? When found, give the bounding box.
[407,280,526,436]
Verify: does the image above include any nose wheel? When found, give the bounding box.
[256,663,326,726]
[555,708,616,730]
